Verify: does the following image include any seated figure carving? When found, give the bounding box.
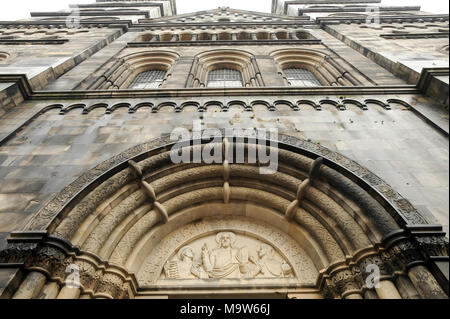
[163,232,294,280]
[164,246,196,279]
[254,244,293,278]
[201,232,247,279]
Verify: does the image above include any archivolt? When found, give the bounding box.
[271,48,361,86]
[186,49,264,88]
[84,50,180,90]
[5,134,448,299]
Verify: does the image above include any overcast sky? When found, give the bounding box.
[0,0,448,21]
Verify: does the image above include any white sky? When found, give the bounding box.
[0,0,448,21]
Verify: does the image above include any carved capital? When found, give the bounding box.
[416,236,449,258]
[25,246,67,276]
[0,243,37,264]
[358,254,391,280]
[382,240,425,273]
[329,269,361,298]
[74,259,99,292]
[96,272,127,299]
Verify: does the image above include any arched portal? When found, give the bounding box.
[2,133,448,299]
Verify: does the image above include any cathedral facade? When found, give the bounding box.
[0,0,448,299]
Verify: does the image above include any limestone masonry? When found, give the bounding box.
[0,0,448,299]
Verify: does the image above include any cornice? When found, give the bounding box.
[127,39,323,47]
[28,86,420,100]
[299,6,422,13]
[136,21,314,28]
[30,11,150,18]
[417,67,450,93]
[380,32,449,39]
[0,39,70,45]
[0,21,131,29]
[317,15,449,25]
[149,6,300,23]
[0,74,33,97]
[282,0,382,15]
[0,73,424,101]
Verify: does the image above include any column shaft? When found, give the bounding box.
[57,286,81,299]
[395,275,420,299]
[364,290,379,299]
[375,280,402,299]
[408,265,448,299]
[344,293,363,299]
[38,282,60,299]
[13,272,47,299]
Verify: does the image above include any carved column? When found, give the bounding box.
[12,272,47,299]
[358,255,399,299]
[375,280,402,299]
[251,33,258,40]
[270,33,278,40]
[395,275,420,299]
[364,290,379,299]
[211,34,218,41]
[231,33,238,41]
[344,293,363,299]
[408,265,448,299]
[330,269,363,299]
[38,281,60,299]
[57,286,81,299]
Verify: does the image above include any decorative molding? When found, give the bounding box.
[138,216,317,286]
[1,235,139,299]
[128,39,322,47]
[0,74,33,98]
[380,32,449,39]
[27,86,420,100]
[1,133,447,298]
[318,15,449,25]
[19,133,433,232]
[0,39,69,45]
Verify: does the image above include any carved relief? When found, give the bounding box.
[416,236,449,257]
[138,216,318,286]
[163,232,293,280]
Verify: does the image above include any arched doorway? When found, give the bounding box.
[2,132,448,299]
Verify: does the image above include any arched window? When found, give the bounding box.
[284,68,322,87]
[207,68,243,88]
[128,70,167,89]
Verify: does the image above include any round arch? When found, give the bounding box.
[85,50,180,90]
[187,49,263,88]
[2,133,448,299]
[270,48,361,86]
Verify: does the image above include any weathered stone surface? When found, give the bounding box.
[0,1,448,299]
